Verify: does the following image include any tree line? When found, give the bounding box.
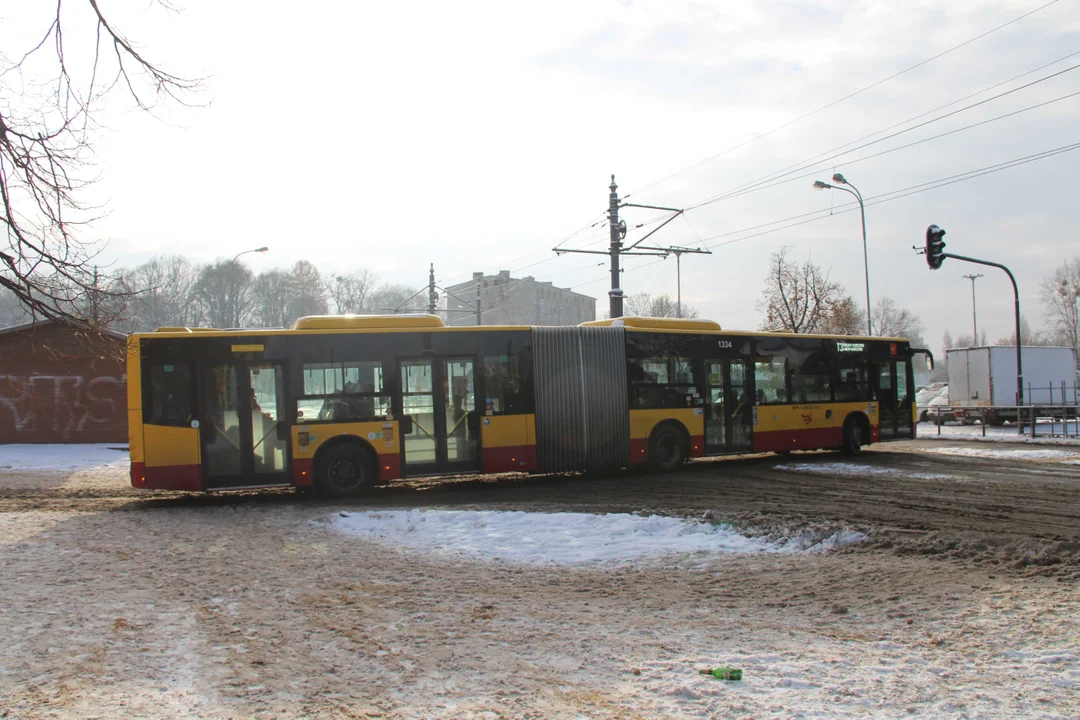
[0,256,429,332]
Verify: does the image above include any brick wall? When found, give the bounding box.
[0,324,128,444]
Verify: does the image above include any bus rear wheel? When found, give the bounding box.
[841,417,864,456]
[649,425,687,472]
[316,444,375,497]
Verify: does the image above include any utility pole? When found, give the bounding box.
[607,176,624,318]
[476,277,482,325]
[963,273,983,343]
[428,263,438,315]
[555,176,681,319]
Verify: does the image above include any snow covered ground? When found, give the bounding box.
[775,462,952,480]
[0,443,129,471]
[921,446,1080,461]
[918,420,1080,444]
[331,509,867,564]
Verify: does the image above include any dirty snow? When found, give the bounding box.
[3,448,1080,718]
[331,509,867,563]
[922,447,1080,461]
[775,462,952,480]
[0,443,129,471]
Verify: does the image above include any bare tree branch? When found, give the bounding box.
[1,0,199,337]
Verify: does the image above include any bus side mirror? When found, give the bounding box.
[277,423,290,441]
[400,416,414,435]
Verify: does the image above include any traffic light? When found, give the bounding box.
[926,224,946,270]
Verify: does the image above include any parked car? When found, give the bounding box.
[927,386,951,425]
[916,386,947,423]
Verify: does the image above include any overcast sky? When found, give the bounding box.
[5,0,1080,347]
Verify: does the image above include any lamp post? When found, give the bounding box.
[813,173,871,335]
[963,273,984,344]
[232,246,269,263]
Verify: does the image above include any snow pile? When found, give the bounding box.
[0,444,129,471]
[331,510,865,565]
[775,462,951,480]
[923,447,1079,461]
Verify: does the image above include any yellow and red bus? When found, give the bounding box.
[127,315,929,495]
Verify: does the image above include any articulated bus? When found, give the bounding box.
[127,315,930,496]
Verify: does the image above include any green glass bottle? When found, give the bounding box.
[700,667,742,681]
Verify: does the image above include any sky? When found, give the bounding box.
[4,0,1080,349]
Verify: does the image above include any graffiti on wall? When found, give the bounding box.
[0,374,127,441]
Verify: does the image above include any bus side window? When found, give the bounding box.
[147,363,192,427]
[753,358,788,405]
[836,359,869,402]
[482,355,522,414]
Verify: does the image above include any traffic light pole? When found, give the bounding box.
[942,253,1024,409]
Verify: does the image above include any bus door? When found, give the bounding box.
[398,357,481,475]
[874,358,913,439]
[200,360,290,488]
[705,359,753,453]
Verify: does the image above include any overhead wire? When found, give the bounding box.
[685,66,1080,211]
[729,48,1080,194]
[624,0,1064,201]
[441,2,1069,300]
[568,140,1080,290]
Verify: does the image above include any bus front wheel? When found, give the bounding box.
[316,444,375,497]
[649,425,687,472]
[841,416,864,456]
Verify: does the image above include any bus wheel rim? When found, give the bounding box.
[330,457,362,490]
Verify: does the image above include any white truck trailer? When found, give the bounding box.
[935,346,1079,425]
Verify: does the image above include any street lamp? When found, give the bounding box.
[813,173,871,335]
[232,246,269,263]
[963,274,984,344]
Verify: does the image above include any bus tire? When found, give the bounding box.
[841,415,865,456]
[649,423,687,472]
[316,443,376,497]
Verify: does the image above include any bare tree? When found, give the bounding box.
[995,315,1055,346]
[1040,257,1080,359]
[758,247,847,333]
[192,261,253,328]
[248,269,292,328]
[1,2,197,327]
[118,255,198,331]
[872,297,923,338]
[287,261,328,321]
[0,287,30,327]
[370,284,428,314]
[624,292,700,318]
[329,269,378,314]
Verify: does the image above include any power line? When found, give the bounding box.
[568,140,1080,290]
[624,0,1064,200]
[686,70,1080,212]
[438,3,1069,296]
[731,48,1080,194]
[440,9,1069,294]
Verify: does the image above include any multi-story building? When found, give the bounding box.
[445,271,596,326]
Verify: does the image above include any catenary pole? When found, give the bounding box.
[608,176,623,319]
